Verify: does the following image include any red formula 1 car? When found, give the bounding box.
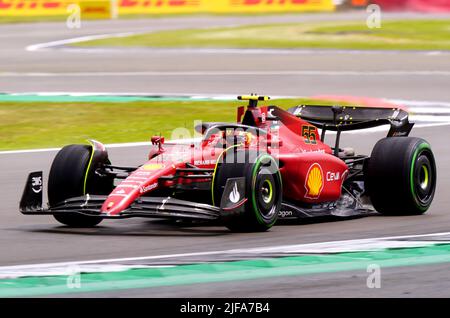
[20,95,437,232]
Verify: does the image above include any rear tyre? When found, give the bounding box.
[213,149,282,232]
[48,144,112,227]
[366,137,436,215]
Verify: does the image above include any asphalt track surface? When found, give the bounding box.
[1,12,450,297]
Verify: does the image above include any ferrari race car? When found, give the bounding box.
[20,95,437,232]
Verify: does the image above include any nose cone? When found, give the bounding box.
[100,162,176,216]
[101,193,135,216]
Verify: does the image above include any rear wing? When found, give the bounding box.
[287,105,414,137]
[285,104,414,157]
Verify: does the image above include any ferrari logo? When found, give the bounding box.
[229,182,240,203]
[304,163,324,200]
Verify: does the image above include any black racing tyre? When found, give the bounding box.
[48,144,112,227]
[212,149,282,232]
[366,137,436,215]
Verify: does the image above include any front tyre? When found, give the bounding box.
[48,144,112,227]
[366,137,436,215]
[213,149,282,232]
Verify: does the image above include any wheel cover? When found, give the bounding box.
[261,179,273,204]
[419,165,429,191]
[256,171,276,216]
[251,156,282,223]
[411,146,436,207]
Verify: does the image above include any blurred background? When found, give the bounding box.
[1,0,450,21]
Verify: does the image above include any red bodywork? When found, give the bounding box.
[101,104,349,216]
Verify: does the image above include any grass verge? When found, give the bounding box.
[0,98,343,151]
[75,19,450,51]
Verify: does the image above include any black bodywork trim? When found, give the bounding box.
[278,105,414,157]
[21,194,222,221]
[23,196,372,221]
[286,104,414,135]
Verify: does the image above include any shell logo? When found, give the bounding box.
[304,163,324,200]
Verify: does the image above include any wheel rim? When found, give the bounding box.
[255,169,276,217]
[253,158,281,221]
[413,152,435,205]
[261,179,273,204]
[419,165,429,191]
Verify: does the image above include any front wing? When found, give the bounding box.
[19,172,245,221]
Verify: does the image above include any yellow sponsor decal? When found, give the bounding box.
[120,0,334,15]
[0,0,334,17]
[142,163,165,171]
[213,0,335,13]
[118,0,203,15]
[79,0,112,19]
[0,0,112,18]
[304,163,324,200]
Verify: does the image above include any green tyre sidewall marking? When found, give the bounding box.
[251,154,281,227]
[409,142,432,212]
[83,140,96,195]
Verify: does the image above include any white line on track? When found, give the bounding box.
[0,139,198,155]
[32,47,450,56]
[2,71,450,77]
[1,231,450,279]
[391,99,450,108]
[25,32,140,52]
[0,142,148,155]
[2,92,241,99]
[25,32,450,56]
